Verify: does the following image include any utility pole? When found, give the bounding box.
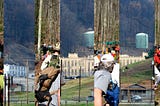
[26,60,29,104]
[78,66,81,102]
[8,75,10,106]
[38,0,43,60]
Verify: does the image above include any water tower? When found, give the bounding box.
[136,33,148,49]
[83,31,94,48]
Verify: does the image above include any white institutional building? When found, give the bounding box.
[61,53,94,77]
[4,64,27,77]
[3,53,147,78]
[61,53,147,77]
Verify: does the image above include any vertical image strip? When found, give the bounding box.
[94,0,120,106]
[3,0,35,105]
[34,0,61,106]
[60,0,94,105]
[0,0,3,106]
[154,0,160,105]
[120,0,155,105]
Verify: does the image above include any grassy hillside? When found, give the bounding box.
[121,58,153,84]
[61,77,94,101]
[62,59,153,101]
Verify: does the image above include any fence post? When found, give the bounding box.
[86,100,88,106]
[4,75,6,106]
[78,66,81,102]
[65,100,67,106]
[21,100,22,106]
[26,60,29,104]
[8,75,10,106]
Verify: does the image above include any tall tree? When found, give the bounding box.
[94,0,119,50]
[155,0,160,45]
[35,0,60,47]
[0,0,3,33]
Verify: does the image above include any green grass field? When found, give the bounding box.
[10,104,35,106]
[61,77,94,100]
[8,59,156,105]
[121,59,153,84]
[61,59,153,101]
[61,102,93,106]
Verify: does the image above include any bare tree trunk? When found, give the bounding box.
[157,0,160,45]
[94,0,119,50]
[155,0,160,45]
[42,0,60,47]
[0,0,3,22]
[37,0,43,60]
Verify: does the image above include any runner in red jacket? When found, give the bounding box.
[154,50,160,68]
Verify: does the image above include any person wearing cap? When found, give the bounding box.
[94,53,115,106]
[41,43,48,56]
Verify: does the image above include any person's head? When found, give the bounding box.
[43,43,46,47]
[158,45,160,50]
[54,51,59,56]
[46,50,51,55]
[100,53,115,72]
[157,51,160,57]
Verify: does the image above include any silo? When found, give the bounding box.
[83,31,94,48]
[136,33,148,49]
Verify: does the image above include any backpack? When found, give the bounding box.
[104,81,120,106]
[35,66,60,104]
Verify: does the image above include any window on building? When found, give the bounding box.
[81,61,84,66]
[72,69,74,75]
[64,61,66,67]
[72,60,74,66]
[78,60,81,66]
[75,60,77,66]
[75,70,77,75]
[81,69,84,76]
[9,66,13,70]
[68,69,70,76]
[64,69,66,76]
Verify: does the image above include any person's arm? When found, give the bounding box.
[57,88,60,106]
[50,90,58,95]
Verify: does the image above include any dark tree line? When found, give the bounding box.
[60,0,94,57]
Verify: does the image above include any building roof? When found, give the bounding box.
[121,81,154,90]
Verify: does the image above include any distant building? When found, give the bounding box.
[61,53,94,77]
[61,53,148,77]
[4,64,27,77]
[120,83,154,103]
[120,53,147,67]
